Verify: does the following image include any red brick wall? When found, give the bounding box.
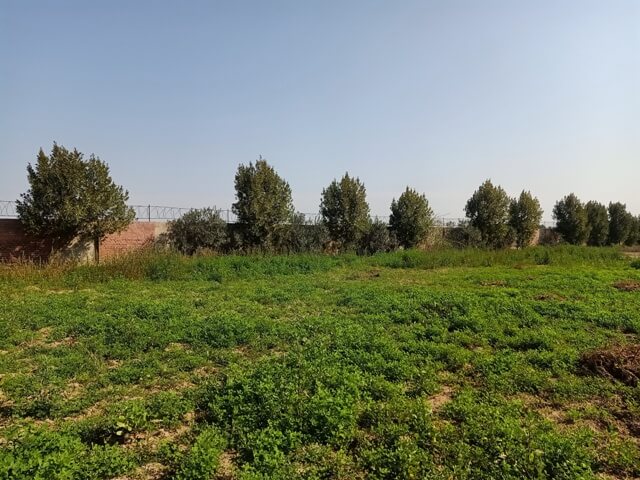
[0,219,53,262]
[0,219,167,262]
[100,222,166,259]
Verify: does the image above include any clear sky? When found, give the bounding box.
[1,0,638,220]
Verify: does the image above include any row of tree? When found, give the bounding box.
[13,144,640,260]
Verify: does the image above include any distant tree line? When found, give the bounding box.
[14,144,640,260]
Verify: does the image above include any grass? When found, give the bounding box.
[0,246,639,479]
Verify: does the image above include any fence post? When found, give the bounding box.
[148,205,151,222]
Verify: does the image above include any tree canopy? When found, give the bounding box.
[16,143,135,261]
[509,190,543,248]
[320,173,370,249]
[390,187,434,248]
[464,180,512,248]
[552,194,589,245]
[232,158,294,250]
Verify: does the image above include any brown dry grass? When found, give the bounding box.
[581,344,640,387]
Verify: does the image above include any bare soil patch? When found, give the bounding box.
[613,281,640,292]
[581,344,640,387]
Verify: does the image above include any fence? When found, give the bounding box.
[0,200,555,227]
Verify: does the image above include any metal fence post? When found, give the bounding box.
[148,205,151,222]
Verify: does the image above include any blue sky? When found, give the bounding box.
[1,0,638,220]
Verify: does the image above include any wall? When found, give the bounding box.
[0,219,168,263]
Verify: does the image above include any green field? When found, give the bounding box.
[1,247,639,479]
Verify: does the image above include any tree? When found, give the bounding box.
[625,215,640,246]
[16,143,135,262]
[552,194,588,245]
[167,208,227,255]
[232,158,294,249]
[508,190,543,248]
[585,201,609,246]
[464,180,512,248]
[320,173,370,249]
[607,202,634,245]
[389,187,434,248]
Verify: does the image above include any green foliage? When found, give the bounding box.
[509,190,543,248]
[585,201,609,246]
[320,173,371,250]
[0,428,134,480]
[607,202,634,245]
[1,248,639,479]
[273,214,329,254]
[16,143,135,261]
[232,158,294,250]
[174,427,226,480]
[358,220,396,255]
[625,215,640,246]
[553,194,589,245]
[389,187,434,248]
[465,180,513,248]
[168,208,228,255]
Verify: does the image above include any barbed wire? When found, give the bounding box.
[0,200,556,227]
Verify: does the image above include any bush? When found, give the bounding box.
[167,208,228,255]
[274,214,329,254]
[174,427,226,480]
[358,220,396,255]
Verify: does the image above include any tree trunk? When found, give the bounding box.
[94,237,100,264]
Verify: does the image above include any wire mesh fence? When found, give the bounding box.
[0,200,556,227]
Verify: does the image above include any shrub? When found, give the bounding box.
[174,427,226,480]
[358,220,396,255]
[553,194,589,245]
[167,208,228,255]
[465,180,513,249]
[389,187,434,248]
[274,214,329,254]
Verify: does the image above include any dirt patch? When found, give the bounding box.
[216,450,238,479]
[428,386,454,412]
[534,293,566,301]
[480,280,507,287]
[581,344,640,387]
[613,281,640,292]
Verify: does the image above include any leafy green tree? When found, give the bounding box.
[167,208,228,255]
[232,158,294,250]
[625,215,640,246]
[607,202,634,245]
[552,194,589,245]
[16,143,135,262]
[320,173,370,249]
[585,201,609,246]
[389,187,434,248]
[464,180,512,248]
[508,190,543,248]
